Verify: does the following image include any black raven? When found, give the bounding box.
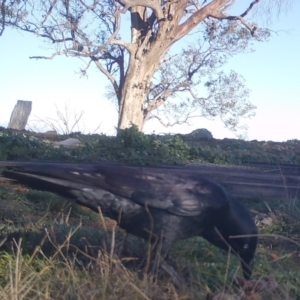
[0,161,257,279]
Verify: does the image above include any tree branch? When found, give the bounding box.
[241,0,260,17]
[110,39,134,53]
[209,0,260,36]
[174,0,230,42]
[145,79,190,114]
[116,0,164,20]
[29,52,65,60]
[147,110,202,128]
[93,59,119,96]
[0,0,5,36]
[41,0,58,25]
[108,5,134,53]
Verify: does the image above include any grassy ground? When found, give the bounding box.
[0,129,300,299]
[0,179,300,300]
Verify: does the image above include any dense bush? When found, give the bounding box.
[1,126,300,165]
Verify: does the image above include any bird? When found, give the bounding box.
[0,161,257,280]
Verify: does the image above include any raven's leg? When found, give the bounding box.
[160,259,186,287]
[145,232,186,288]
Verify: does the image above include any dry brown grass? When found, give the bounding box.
[0,184,300,299]
[0,223,298,300]
[0,229,189,300]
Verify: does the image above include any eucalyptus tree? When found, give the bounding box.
[9,1,273,132]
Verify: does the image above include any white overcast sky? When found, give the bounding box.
[0,1,299,141]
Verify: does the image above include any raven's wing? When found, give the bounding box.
[0,161,229,216]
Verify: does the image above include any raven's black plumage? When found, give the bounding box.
[0,161,257,279]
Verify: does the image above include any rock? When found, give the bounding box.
[53,138,81,148]
[178,128,213,141]
[254,213,273,226]
[44,130,58,136]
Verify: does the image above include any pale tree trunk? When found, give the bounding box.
[117,5,177,130]
[118,57,159,130]
[116,1,226,130]
[117,61,146,130]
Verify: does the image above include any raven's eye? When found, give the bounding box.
[243,244,249,249]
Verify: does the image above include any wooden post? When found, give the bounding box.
[8,100,32,130]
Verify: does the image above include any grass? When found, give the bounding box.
[0,129,300,299]
[0,183,300,299]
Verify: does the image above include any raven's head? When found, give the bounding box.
[201,196,257,279]
[229,228,257,280]
[224,197,258,279]
[202,226,257,279]
[228,197,258,279]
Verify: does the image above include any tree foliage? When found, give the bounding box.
[3,1,273,134]
[250,0,295,24]
[0,0,25,36]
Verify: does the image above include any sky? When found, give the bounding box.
[0,1,299,141]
